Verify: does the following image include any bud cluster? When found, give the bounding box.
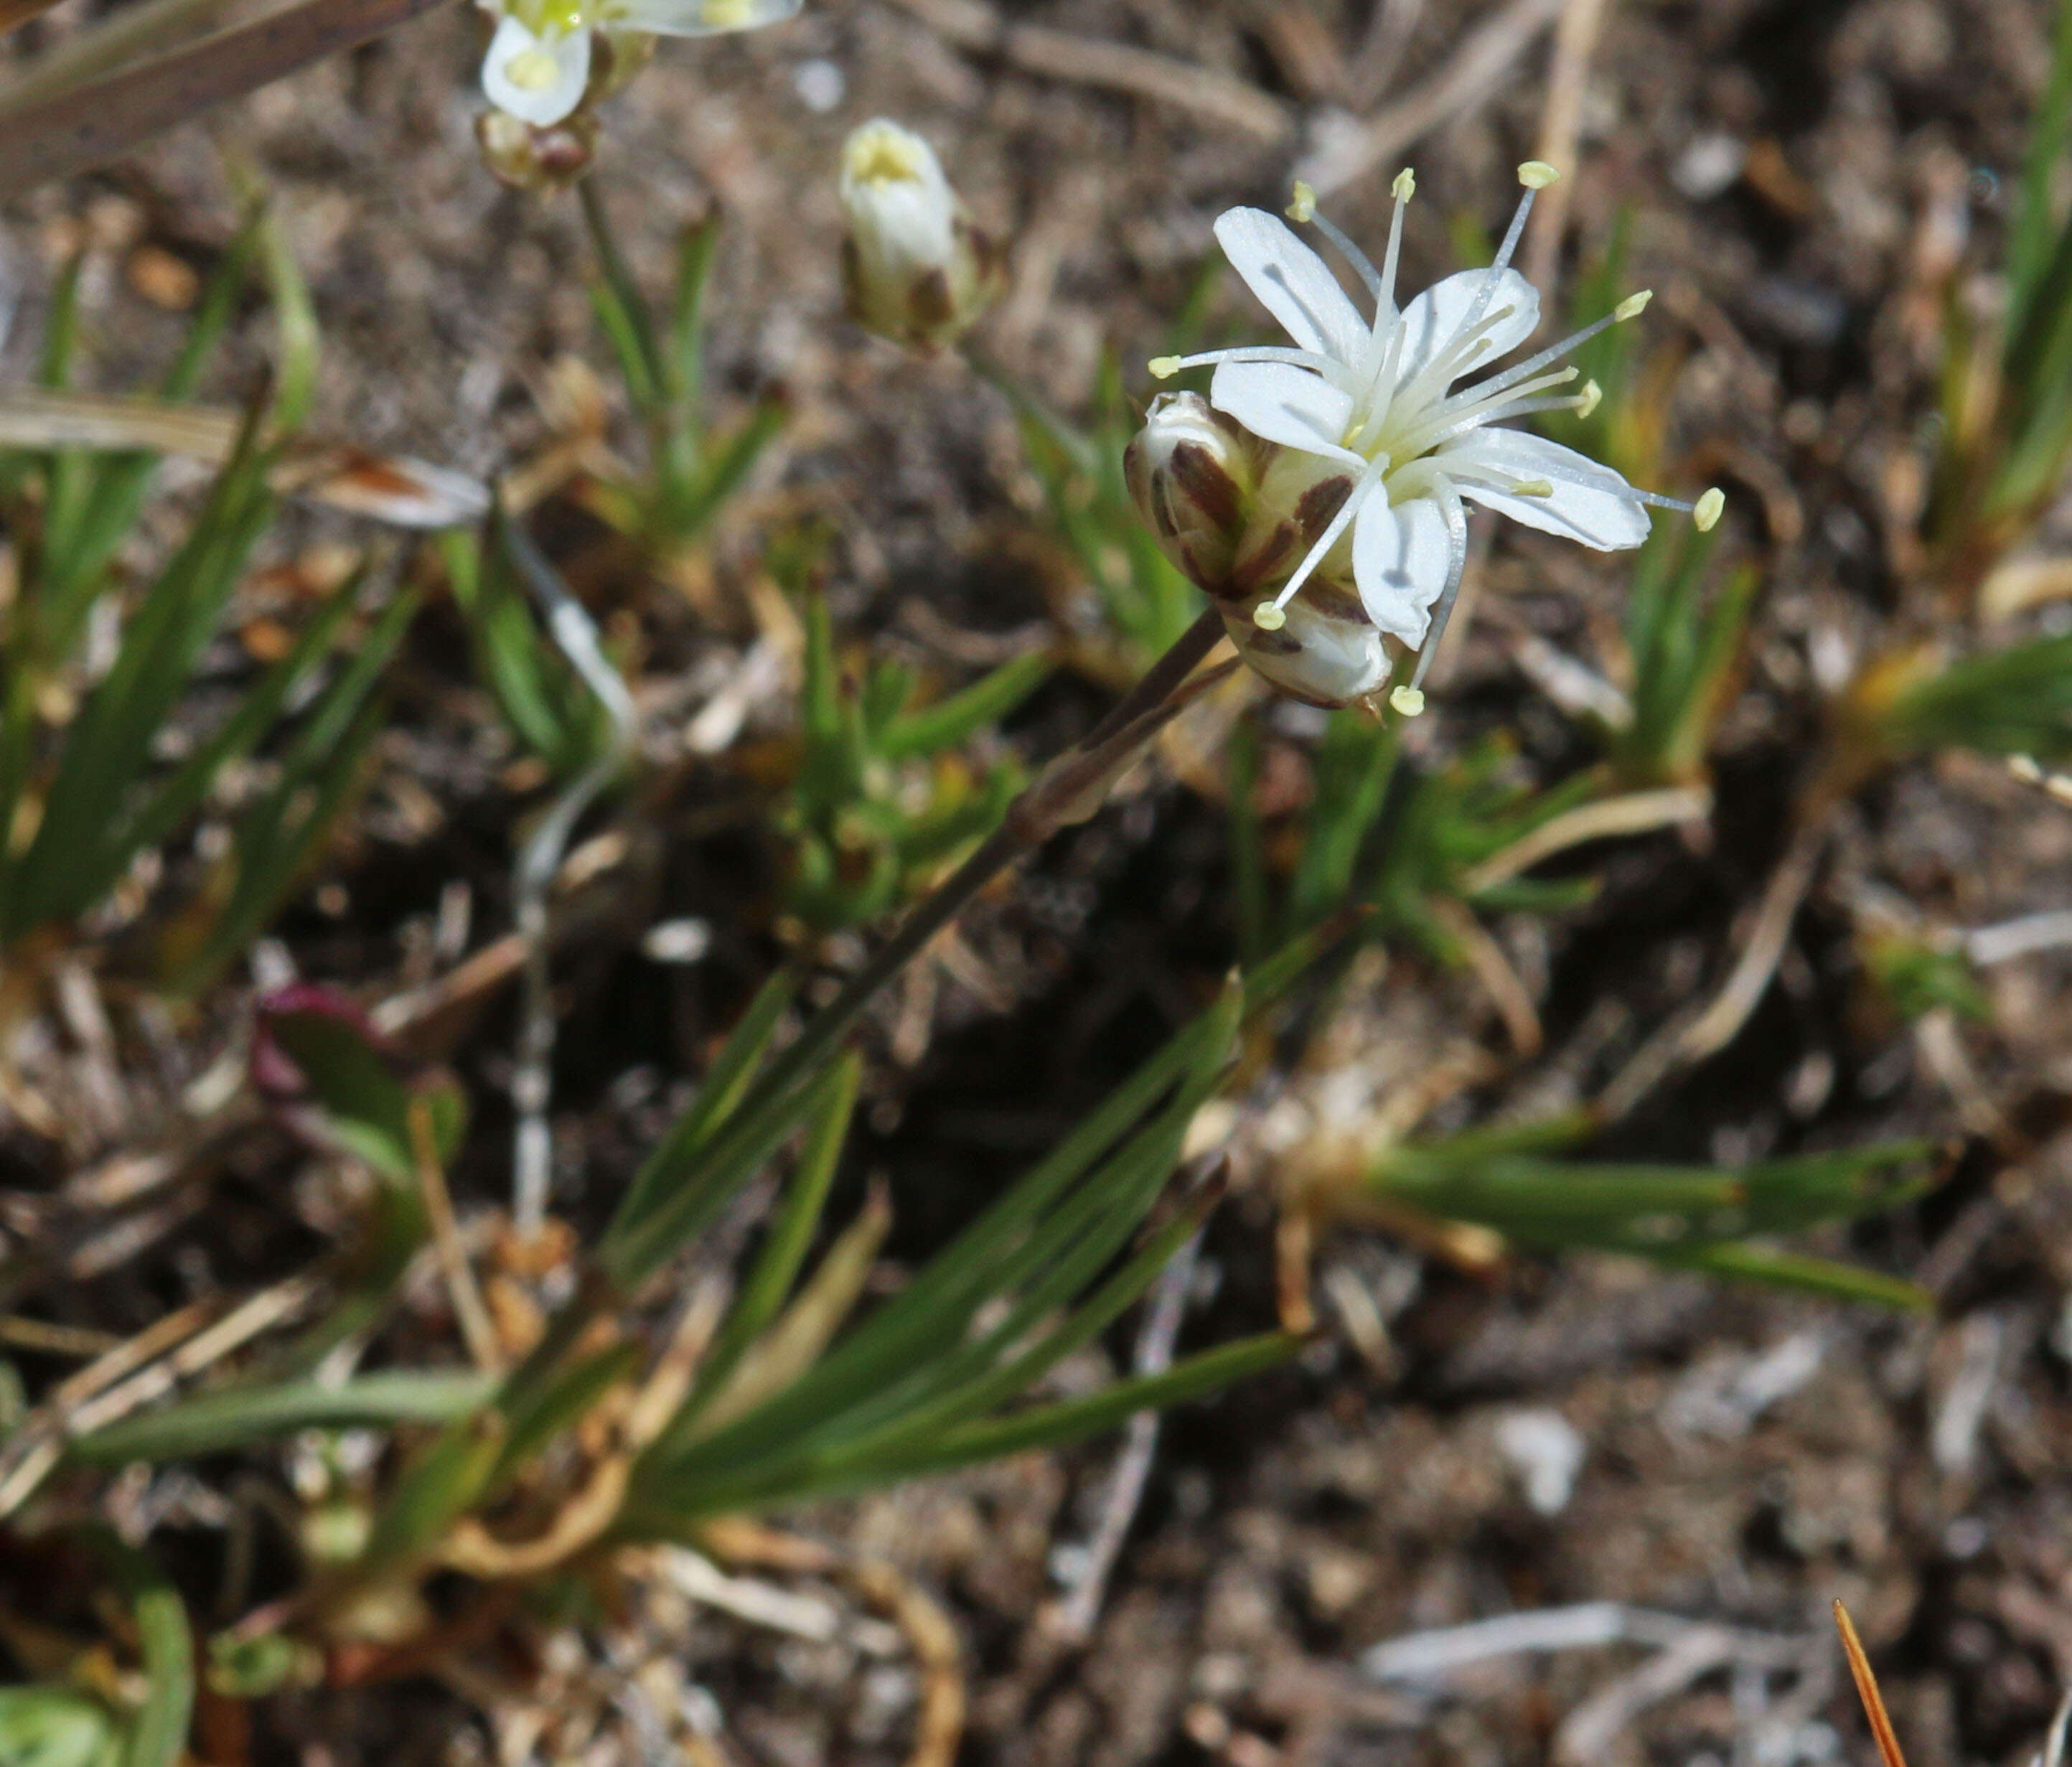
[1125,391,1394,709]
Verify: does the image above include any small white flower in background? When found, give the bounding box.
[1136,163,1722,713]
[839,118,1005,351]
[479,0,799,130]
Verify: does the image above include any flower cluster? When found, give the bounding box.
[838,120,1005,350]
[478,0,797,133]
[1129,164,1722,713]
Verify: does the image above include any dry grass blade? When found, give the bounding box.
[883,0,1290,141]
[1298,0,1565,197]
[0,0,65,33]
[1834,1600,1910,1767]
[0,391,487,527]
[0,0,456,199]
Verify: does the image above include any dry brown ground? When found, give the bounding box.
[8,0,2072,1763]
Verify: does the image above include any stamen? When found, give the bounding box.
[1448,292,1651,408]
[1389,685,1425,716]
[1694,487,1725,530]
[1288,183,1387,311]
[1392,365,1578,456]
[1517,160,1561,189]
[1407,476,1470,694]
[1442,172,1541,366]
[1575,378,1602,419]
[1252,602,1287,631]
[1149,345,1364,395]
[1511,478,1554,497]
[1260,453,1389,617]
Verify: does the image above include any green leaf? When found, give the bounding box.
[90,1538,192,1767]
[877,649,1054,759]
[1659,1242,1933,1310]
[608,966,802,1242]
[2009,0,2072,332]
[655,1052,861,1453]
[70,1372,491,1465]
[581,181,663,417]
[0,1690,121,1767]
[3,399,276,940]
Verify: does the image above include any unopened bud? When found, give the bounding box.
[1124,391,1257,592]
[1614,289,1652,321]
[475,106,598,192]
[839,118,1004,350]
[1224,594,1390,711]
[1694,487,1725,532]
[1518,160,1561,189]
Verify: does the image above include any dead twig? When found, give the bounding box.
[881,0,1291,142]
[1050,1229,1202,1641]
[1519,0,1613,308]
[847,1558,965,1767]
[1600,818,1828,1120]
[0,0,459,199]
[1463,787,1710,896]
[1299,0,1566,199]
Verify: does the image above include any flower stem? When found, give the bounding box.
[731,604,1229,1127]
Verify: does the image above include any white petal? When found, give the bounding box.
[1443,429,1650,550]
[1392,268,1540,390]
[1213,207,1369,367]
[1352,487,1452,645]
[612,0,798,35]
[1210,361,1357,458]
[482,14,591,126]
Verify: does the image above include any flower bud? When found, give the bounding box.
[475,106,598,192]
[1123,391,1256,591]
[839,119,1004,350]
[1125,400,1394,708]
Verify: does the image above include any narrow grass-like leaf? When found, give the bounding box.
[655,1052,860,1453]
[70,1371,492,1464]
[581,182,663,416]
[611,967,802,1238]
[4,406,276,938]
[1659,1243,1933,1310]
[637,1331,1295,1523]
[87,1535,192,1767]
[2009,0,2072,331]
[877,650,1053,759]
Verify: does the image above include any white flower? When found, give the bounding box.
[479,0,800,128]
[1153,163,1721,712]
[838,119,1003,349]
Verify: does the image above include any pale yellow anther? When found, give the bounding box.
[1391,167,1416,202]
[1693,487,1725,532]
[1512,479,1555,497]
[1148,356,1182,380]
[1518,160,1561,189]
[1252,602,1288,632]
[506,45,561,90]
[1286,181,1318,224]
[1389,685,1425,717]
[1575,379,1602,419]
[1614,289,1653,322]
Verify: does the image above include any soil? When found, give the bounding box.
[7,0,2072,1763]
